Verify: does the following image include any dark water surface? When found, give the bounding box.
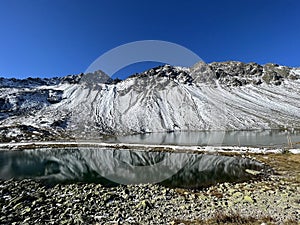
[0,147,269,188]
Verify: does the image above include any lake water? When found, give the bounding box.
[0,147,269,188]
[1,130,297,187]
[105,130,300,147]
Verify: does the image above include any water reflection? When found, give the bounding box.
[106,130,300,147]
[0,148,268,188]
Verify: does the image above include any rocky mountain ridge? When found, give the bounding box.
[1,61,298,87]
[0,61,300,142]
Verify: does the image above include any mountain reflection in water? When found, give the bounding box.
[0,148,268,188]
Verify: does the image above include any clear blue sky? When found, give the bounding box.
[0,0,299,79]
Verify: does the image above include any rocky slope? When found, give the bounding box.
[0,61,300,142]
[1,171,299,224]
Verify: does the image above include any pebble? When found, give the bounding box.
[0,178,299,224]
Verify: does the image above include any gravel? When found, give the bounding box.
[0,175,299,225]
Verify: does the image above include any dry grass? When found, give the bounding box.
[172,210,299,225]
[255,153,300,183]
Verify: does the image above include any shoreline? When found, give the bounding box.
[0,141,299,154]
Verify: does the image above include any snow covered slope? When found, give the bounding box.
[0,61,300,142]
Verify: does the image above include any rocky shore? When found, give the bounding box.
[0,153,299,225]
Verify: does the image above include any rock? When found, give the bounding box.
[21,206,31,215]
[243,195,254,204]
[135,200,153,210]
[245,169,261,175]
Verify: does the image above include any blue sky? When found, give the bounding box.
[0,0,299,79]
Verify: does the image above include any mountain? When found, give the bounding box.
[0,61,300,142]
